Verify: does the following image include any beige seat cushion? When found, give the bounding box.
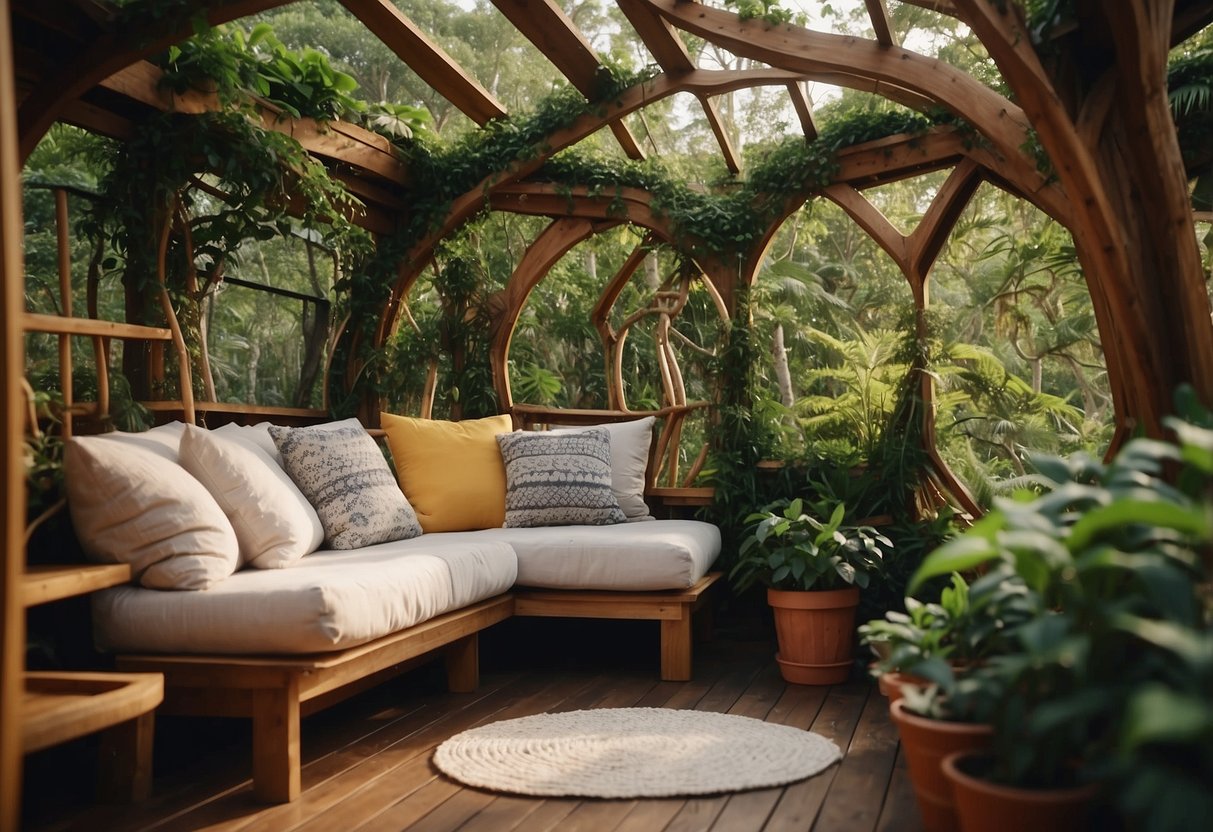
[424,520,721,591]
[93,540,517,654]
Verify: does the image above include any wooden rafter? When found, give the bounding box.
[338,0,505,126]
[17,0,293,160]
[864,0,898,47]
[823,185,909,270]
[616,0,740,172]
[489,0,643,159]
[786,81,817,140]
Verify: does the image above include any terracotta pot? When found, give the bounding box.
[877,670,929,704]
[768,586,859,685]
[942,751,1099,832]
[889,699,993,832]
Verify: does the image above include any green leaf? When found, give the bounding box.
[908,514,1005,595]
[1067,500,1209,552]
[1121,685,1213,750]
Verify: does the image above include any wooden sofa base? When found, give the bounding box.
[115,594,514,803]
[513,572,722,682]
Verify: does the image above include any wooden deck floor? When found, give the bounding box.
[22,618,923,832]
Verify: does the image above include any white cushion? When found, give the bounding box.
[214,421,281,462]
[417,520,720,591]
[92,539,518,654]
[551,417,655,520]
[179,425,325,568]
[270,421,423,549]
[496,429,626,528]
[65,430,239,590]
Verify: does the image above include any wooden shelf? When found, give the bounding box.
[22,563,131,608]
[646,486,715,506]
[22,671,162,754]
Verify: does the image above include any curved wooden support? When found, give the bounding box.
[823,185,910,272]
[594,238,654,409]
[373,66,942,347]
[951,0,1213,439]
[155,208,195,424]
[642,0,1032,164]
[488,217,615,410]
[907,157,984,282]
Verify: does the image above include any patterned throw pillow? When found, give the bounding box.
[496,428,627,528]
[269,423,423,549]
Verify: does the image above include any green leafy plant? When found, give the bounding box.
[904,400,1212,827]
[731,497,891,592]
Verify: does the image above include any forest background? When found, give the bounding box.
[19,0,1213,513]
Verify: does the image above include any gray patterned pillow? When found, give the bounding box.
[269,423,422,549]
[496,428,626,528]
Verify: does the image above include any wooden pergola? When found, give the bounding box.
[2,1,1211,827]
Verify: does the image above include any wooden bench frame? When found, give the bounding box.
[111,572,722,803]
[115,595,514,803]
[514,572,721,682]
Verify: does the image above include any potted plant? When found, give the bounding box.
[876,565,1039,832]
[904,407,1213,832]
[731,497,890,684]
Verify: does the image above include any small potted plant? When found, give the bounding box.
[732,497,890,684]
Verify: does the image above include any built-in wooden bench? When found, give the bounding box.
[116,594,514,803]
[515,572,721,682]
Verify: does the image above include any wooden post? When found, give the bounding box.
[96,712,155,802]
[0,2,27,828]
[444,634,479,693]
[252,679,301,803]
[660,610,693,682]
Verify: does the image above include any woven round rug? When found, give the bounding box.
[432,707,841,798]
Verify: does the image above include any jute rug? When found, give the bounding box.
[432,707,842,798]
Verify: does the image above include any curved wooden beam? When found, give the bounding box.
[823,185,909,272]
[373,68,807,347]
[907,157,984,281]
[641,0,1031,164]
[951,0,1212,439]
[488,217,620,409]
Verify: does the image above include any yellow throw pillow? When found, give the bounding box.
[380,412,514,532]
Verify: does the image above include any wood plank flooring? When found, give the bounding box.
[21,617,923,831]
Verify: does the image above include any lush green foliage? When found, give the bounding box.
[732,497,892,592]
[901,396,1212,827]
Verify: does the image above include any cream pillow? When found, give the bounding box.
[214,421,281,462]
[179,425,325,568]
[380,412,513,532]
[65,432,239,590]
[551,416,655,520]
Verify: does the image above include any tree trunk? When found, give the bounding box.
[772,322,795,409]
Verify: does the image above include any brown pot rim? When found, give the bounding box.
[889,698,994,737]
[767,585,860,609]
[941,751,1100,802]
